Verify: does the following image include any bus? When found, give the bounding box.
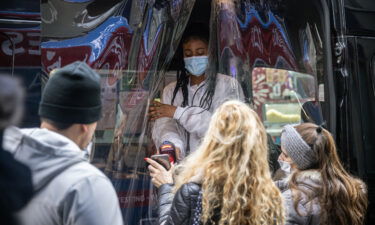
[1,0,374,224]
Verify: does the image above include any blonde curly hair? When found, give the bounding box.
[173,100,285,225]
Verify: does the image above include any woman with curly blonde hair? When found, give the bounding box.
[146,100,284,225]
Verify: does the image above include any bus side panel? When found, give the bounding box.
[346,36,375,222]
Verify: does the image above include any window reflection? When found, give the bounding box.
[252,67,321,143]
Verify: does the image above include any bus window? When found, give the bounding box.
[252,67,322,144]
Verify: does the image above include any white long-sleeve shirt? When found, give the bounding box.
[152,74,245,158]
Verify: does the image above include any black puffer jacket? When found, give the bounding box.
[0,133,33,225]
[158,182,201,225]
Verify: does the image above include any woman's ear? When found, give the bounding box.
[291,163,299,170]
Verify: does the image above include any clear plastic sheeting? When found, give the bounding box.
[210,0,324,142]
[40,0,327,224]
[209,0,252,102]
[92,1,197,224]
[251,67,320,143]
[41,0,195,224]
[210,0,302,103]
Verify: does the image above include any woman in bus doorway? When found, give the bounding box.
[277,123,368,225]
[149,26,244,160]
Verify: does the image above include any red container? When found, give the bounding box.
[159,141,176,163]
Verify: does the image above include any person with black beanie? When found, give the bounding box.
[2,61,123,225]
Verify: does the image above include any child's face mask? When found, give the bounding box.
[278,159,292,175]
[184,56,208,76]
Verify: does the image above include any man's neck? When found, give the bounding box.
[40,122,82,149]
[189,74,205,86]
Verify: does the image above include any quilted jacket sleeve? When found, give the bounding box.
[158,183,201,225]
[158,184,175,224]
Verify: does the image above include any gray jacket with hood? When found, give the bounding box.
[3,127,123,225]
[275,170,321,225]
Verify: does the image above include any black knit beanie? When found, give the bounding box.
[39,61,102,124]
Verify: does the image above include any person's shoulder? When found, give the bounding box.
[179,182,201,197]
[3,126,36,140]
[281,186,319,219]
[58,161,112,191]
[295,170,322,189]
[57,164,121,224]
[62,163,117,198]
[67,161,109,180]
[163,81,178,92]
[283,171,321,209]
[161,81,178,100]
[3,126,40,153]
[173,182,201,208]
[274,176,289,190]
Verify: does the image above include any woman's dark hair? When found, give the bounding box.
[289,123,367,225]
[171,68,189,107]
[171,25,216,110]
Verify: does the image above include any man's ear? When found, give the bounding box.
[80,124,89,133]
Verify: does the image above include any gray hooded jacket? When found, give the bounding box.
[275,170,321,225]
[3,127,123,225]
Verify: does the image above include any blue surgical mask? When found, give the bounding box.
[184,56,208,76]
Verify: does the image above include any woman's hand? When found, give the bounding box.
[149,100,177,121]
[145,157,174,188]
